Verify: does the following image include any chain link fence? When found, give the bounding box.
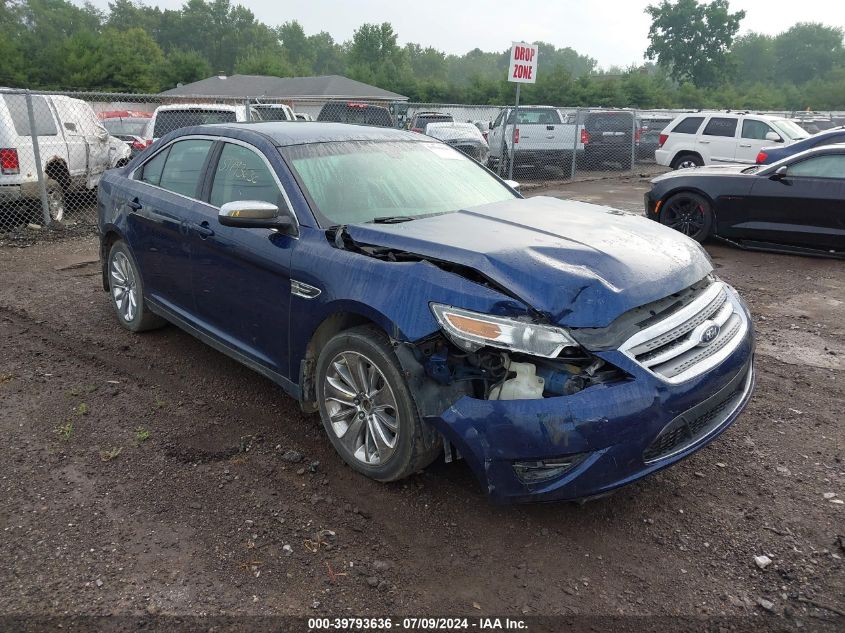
[2,87,844,237]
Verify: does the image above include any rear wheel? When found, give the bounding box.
[659,192,714,242]
[45,179,65,223]
[107,241,166,332]
[671,153,703,170]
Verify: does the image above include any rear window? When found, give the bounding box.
[671,116,705,135]
[2,94,58,136]
[153,109,237,138]
[417,115,453,127]
[508,108,562,125]
[102,118,149,136]
[317,104,393,127]
[254,106,291,122]
[584,112,634,132]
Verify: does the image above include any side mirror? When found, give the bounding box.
[218,201,293,230]
[504,179,521,191]
[770,165,788,180]
[765,131,783,143]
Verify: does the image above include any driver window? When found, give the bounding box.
[742,120,774,140]
[788,155,845,179]
[210,143,285,208]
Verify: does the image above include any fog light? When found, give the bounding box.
[513,453,589,485]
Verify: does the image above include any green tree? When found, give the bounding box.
[65,27,164,92]
[730,33,776,85]
[645,0,745,86]
[159,49,212,90]
[773,23,844,84]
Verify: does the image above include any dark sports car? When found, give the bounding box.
[645,144,845,257]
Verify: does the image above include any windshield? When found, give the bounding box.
[103,118,149,136]
[153,109,237,138]
[283,140,516,226]
[771,119,808,141]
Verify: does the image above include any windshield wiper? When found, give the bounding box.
[370,216,416,224]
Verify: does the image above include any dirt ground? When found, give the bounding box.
[0,177,842,630]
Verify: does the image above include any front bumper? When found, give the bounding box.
[423,328,755,503]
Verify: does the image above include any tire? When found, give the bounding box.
[315,326,440,482]
[659,192,714,242]
[671,153,703,170]
[45,179,65,223]
[106,240,166,332]
[620,156,633,171]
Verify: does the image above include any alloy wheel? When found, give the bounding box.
[110,251,138,323]
[323,351,399,466]
[663,197,706,237]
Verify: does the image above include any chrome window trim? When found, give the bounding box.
[129,134,300,237]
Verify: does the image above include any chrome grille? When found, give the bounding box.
[620,282,749,383]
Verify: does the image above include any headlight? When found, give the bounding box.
[430,303,578,358]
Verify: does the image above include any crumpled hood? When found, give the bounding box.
[345,196,712,328]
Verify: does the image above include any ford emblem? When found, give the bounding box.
[699,322,720,346]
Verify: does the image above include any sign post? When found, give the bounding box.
[504,42,538,180]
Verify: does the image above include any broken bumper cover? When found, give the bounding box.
[423,330,754,503]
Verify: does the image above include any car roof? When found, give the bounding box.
[179,121,423,147]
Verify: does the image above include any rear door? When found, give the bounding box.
[698,117,738,164]
[744,152,845,250]
[737,118,778,164]
[125,138,215,316]
[187,140,295,376]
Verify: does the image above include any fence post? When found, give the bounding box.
[631,109,637,173]
[244,98,251,122]
[25,90,51,226]
[570,108,579,180]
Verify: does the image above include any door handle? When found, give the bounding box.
[191,221,215,239]
[698,140,710,144]
[128,198,142,211]
[739,143,752,148]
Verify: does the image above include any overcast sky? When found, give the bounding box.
[81,0,845,69]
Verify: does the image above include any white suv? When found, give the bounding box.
[655,112,808,169]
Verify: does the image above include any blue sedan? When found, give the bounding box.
[757,126,845,164]
[98,122,754,503]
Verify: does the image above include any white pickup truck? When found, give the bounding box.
[0,92,131,223]
[488,106,583,175]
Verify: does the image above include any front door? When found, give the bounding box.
[187,141,295,377]
[737,119,778,164]
[745,153,845,250]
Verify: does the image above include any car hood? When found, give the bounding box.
[344,196,712,328]
[652,164,751,182]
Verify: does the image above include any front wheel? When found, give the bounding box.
[315,326,440,482]
[659,192,714,242]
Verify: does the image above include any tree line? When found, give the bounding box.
[1,0,843,110]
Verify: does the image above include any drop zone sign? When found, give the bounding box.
[508,42,538,83]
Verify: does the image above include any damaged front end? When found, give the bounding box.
[327,224,754,504]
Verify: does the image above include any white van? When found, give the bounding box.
[655,112,808,169]
[0,91,131,222]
